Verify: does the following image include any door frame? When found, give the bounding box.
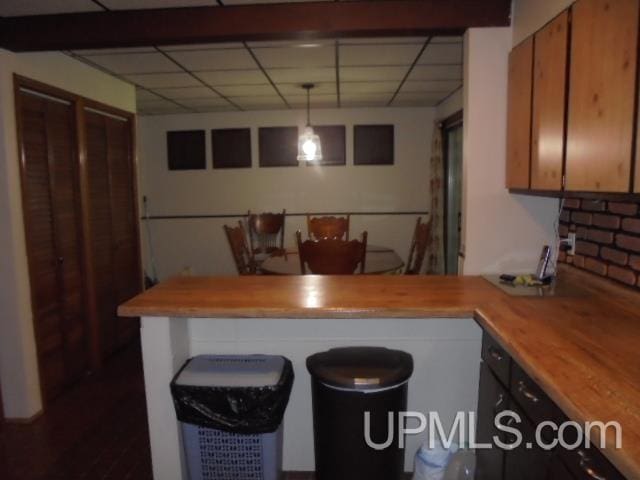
[440,110,463,274]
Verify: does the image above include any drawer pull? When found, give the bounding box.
[488,346,503,361]
[517,380,540,404]
[577,450,606,480]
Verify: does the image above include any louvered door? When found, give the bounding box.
[85,108,140,358]
[105,115,141,348]
[18,89,87,402]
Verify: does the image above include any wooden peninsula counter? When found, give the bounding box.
[119,265,640,479]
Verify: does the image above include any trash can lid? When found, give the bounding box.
[175,355,286,388]
[306,347,413,391]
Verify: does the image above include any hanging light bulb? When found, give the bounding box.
[297,84,323,162]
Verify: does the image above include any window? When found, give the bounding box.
[167,130,206,170]
[312,125,346,166]
[354,125,394,165]
[211,128,251,169]
[259,127,298,167]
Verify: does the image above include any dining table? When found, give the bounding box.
[259,244,405,275]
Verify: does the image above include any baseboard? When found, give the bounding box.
[4,409,43,424]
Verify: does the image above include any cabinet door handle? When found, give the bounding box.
[488,346,503,361]
[577,450,606,480]
[517,380,540,404]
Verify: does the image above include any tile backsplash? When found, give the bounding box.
[559,198,640,288]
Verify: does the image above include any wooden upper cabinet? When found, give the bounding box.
[566,0,640,192]
[531,11,569,190]
[506,37,534,189]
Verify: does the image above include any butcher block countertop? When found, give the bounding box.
[119,265,640,478]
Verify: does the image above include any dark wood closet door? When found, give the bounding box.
[18,90,86,402]
[85,109,140,358]
[105,116,141,348]
[85,110,118,357]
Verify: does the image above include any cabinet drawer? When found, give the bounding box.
[510,363,556,429]
[481,332,511,387]
[560,445,625,480]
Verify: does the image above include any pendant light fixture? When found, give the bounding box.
[297,83,323,162]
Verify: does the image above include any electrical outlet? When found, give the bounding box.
[567,232,576,256]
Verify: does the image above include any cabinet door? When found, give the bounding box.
[506,37,534,189]
[503,405,552,480]
[18,90,86,402]
[476,362,507,480]
[105,116,141,348]
[531,11,569,190]
[566,0,639,192]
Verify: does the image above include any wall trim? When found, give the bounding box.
[144,210,429,220]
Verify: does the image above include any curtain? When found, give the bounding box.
[426,123,445,274]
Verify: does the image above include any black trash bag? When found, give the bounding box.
[170,356,294,434]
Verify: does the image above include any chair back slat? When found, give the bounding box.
[248,209,286,254]
[296,230,367,275]
[405,217,432,274]
[307,215,350,241]
[224,221,255,275]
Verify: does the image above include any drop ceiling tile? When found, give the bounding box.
[194,105,237,113]
[392,92,445,106]
[277,83,336,95]
[285,94,338,108]
[0,0,101,16]
[339,37,427,45]
[408,65,463,81]
[79,52,181,74]
[340,66,407,82]
[401,80,462,93]
[136,88,162,101]
[340,93,391,106]
[137,98,188,111]
[340,44,422,67]
[215,84,276,96]
[178,97,233,108]
[418,43,463,65]
[153,87,221,99]
[268,67,335,84]
[197,69,267,86]
[139,106,191,116]
[251,46,334,68]
[125,72,201,88]
[340,82,398,94]
[100,0,219,10]
[230,96,287,109]
[166,48,256,71]
[162,42,245,51]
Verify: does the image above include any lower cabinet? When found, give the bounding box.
[476,331,626,480]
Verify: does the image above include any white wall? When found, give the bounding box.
[138,107,434,278]
[0,49,135,418]
[512,0,574,45]
[461,29,559,275]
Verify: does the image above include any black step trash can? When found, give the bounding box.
[307,346,413,480]
[171,354,294,480]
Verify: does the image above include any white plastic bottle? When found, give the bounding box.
[443,448,476,480]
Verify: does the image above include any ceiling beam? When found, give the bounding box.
[0,0,511,52]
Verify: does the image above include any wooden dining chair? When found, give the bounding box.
[247,209,286,255]
[223,221,256,275]
[296,230,367,275]
[405,217,432,274]
[307,214,350,240]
